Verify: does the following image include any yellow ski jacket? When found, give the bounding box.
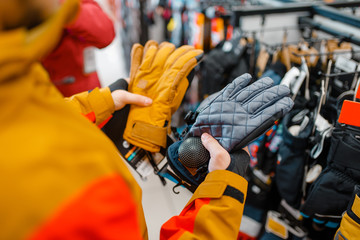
[0,0,248,239]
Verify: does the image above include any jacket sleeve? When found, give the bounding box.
[65,0,115,48]
[334,186,360,240]
[160,170,248,239]
[64,87,115,127]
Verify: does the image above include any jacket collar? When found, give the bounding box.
[0,0,79,83]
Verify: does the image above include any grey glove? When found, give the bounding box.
[186,73,294,152]
[165,74,293,191]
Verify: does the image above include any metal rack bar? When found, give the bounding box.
[232,1,360,17]
[312,5,360,28]
[298,17,360,46]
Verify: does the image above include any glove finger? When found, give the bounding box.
[167,49,203,90]
[222,73,252,99]
[139,40,159,70]
[143,40,158,56]
[164,45,195,70]
[234,77,274,103]
[233,97,293,150]
[151,42,176,69]
[129,43,144,83]
[253,97,294,122]
[197,91,221,112]
[244,85,291,115]
[165,49,203,112]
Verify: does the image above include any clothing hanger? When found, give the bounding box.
[248,31,257,75]
[303,56,311,101]
[256,21,271,77]
[291,49,360,58]
[291,58,308,101]
[350,64,360,91]
[312,80,327,135]
[323,60,332,105]
[289,42,319,68]
[258,37,343,51]
[280,30,292,71]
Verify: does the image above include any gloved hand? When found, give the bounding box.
[123,40,203,152]
[300,123,360,229]
[188,73,293,152]
[166,74,294,188]
[165,133,250,191]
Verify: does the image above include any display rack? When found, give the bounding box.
[198,0,360,50]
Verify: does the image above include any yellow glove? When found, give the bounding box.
[123,41,203,152]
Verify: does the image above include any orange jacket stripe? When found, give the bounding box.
[160,198,211,239]
[97,115,113,128]
[28,175,142,240]
[161,171,248,239]
[83,111,96,123]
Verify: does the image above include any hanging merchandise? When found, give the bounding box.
[118,0,145,72]
[300,122,360,228]
[240,125,283,239]
[326,39,353,61]
[259,61,287,86]
[165,1,236,50]
[193,12,205,49]
[200,36,248,98]
[288,43,320,68]
[331,56,359,97]
[168,0,201,47]
[276,109,314,210]
[208,5,233,48]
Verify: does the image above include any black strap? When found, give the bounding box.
[160,164,197,194]
[223,185,245,204]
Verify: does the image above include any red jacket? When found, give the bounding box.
[42,0,115,97]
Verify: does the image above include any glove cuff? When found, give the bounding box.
[124,121,167,151]
[167,140,207,187]
[226,150,250,177]
[108,78,128,92]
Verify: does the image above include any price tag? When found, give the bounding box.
[83,47,97,74]
[118,139,169,180]
[335,56,357,73]
[333,50,352,63]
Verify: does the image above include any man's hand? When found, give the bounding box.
[111,90,152,111]
[201,133,231,172]
[201,133,250,175]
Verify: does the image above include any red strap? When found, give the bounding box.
[338,100,360,127]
